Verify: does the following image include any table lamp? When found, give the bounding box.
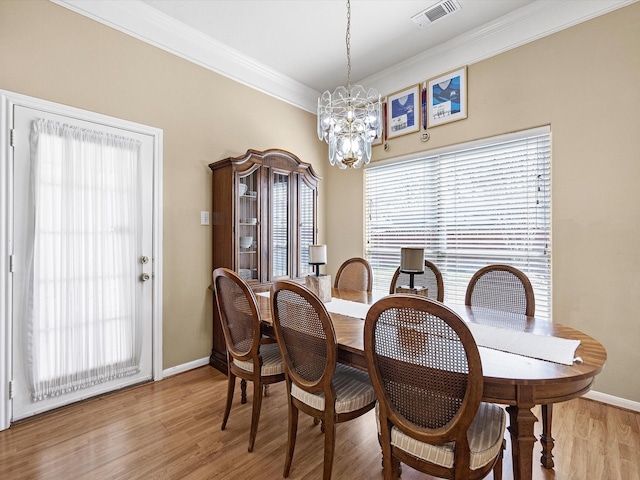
[306,244,331,302]
[398,247,426,296]
[308,244,327,276]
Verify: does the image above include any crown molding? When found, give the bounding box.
[51,0,636,114]
[49,0,319,113]
[363,0,638,96]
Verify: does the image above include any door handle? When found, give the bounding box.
[140,273,150,281]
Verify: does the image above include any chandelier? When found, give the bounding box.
[317,0,382,169]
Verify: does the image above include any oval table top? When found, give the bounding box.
[257,287,607,405]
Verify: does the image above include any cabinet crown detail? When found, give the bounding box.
[208,148,321,180]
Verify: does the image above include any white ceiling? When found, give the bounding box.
[55,0,636,112]
[138,0,534,93]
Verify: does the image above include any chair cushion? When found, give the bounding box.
[291,363,375,414]
[232,342,284,376]
[376,401,506,470]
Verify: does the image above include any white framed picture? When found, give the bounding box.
[427,66,467,127]
[387,85,420,138]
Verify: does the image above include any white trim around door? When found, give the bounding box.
[0,89,163,431]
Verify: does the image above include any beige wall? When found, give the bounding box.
[0,0,327,369]
[328,3,640,402]
[2,0,639,403]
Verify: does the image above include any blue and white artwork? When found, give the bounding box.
[431,75,461,119]
[387,86,421,138]
[390,92,415,134]
[427,67,467,128]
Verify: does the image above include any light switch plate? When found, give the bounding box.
[200,211,210,225]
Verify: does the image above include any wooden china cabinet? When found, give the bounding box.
[208,149,320,372]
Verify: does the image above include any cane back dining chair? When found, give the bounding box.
[389,259,445,302]
[464,264,558,467]
[465,264,535,317]
[364,295,507,480]
[212,267,285,452]
[334,257,373,292]
[270,280,376,480]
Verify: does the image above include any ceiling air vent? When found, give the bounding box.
[411,0,461,28]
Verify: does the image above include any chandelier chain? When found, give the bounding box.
[346,0,351,90]
[317,0,381,169]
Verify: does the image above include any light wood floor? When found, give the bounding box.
[1,367,639,480]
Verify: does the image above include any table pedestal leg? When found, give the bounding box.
[540,404,555,468]
[506,403,538,480]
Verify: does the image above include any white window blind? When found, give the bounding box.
[365,127,551,319]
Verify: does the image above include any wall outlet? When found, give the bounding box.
[200,211,210,225]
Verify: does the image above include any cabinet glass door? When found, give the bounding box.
[299,178,316,276]
[237,170,259,282]
[271,171,289,278]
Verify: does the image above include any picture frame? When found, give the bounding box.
[426,66,467,127]
[387,85,420,138]
[372,100,386,146]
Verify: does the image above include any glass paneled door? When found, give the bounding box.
[11,104,155,421]
[237,168,260,283]
[270,170,290,280]
[298,177,316,276]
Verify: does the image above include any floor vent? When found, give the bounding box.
[411,0,462,28]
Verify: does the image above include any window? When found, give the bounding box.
[365,127,551,319]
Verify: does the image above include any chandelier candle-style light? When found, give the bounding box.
[317,0,382,169]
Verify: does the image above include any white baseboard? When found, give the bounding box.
[583,390,640,413]
[162,356,211,378]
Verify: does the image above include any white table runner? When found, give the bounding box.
[324,298,372,319]
[258,293,371,318]
[465,323,580,365]
[257,292,580,365]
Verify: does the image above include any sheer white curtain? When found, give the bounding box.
[25,118,143,400]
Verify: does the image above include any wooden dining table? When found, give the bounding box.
[256,287,607,480]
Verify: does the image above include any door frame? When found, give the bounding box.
[0,89,164,431]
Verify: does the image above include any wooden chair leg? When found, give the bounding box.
[493,439,506,480]
[322,417,336,480]
[248,380,263,453]
[284,400,298,478]
[221,371,236,430]
[380,431,396,480]
[391,457,401,480]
